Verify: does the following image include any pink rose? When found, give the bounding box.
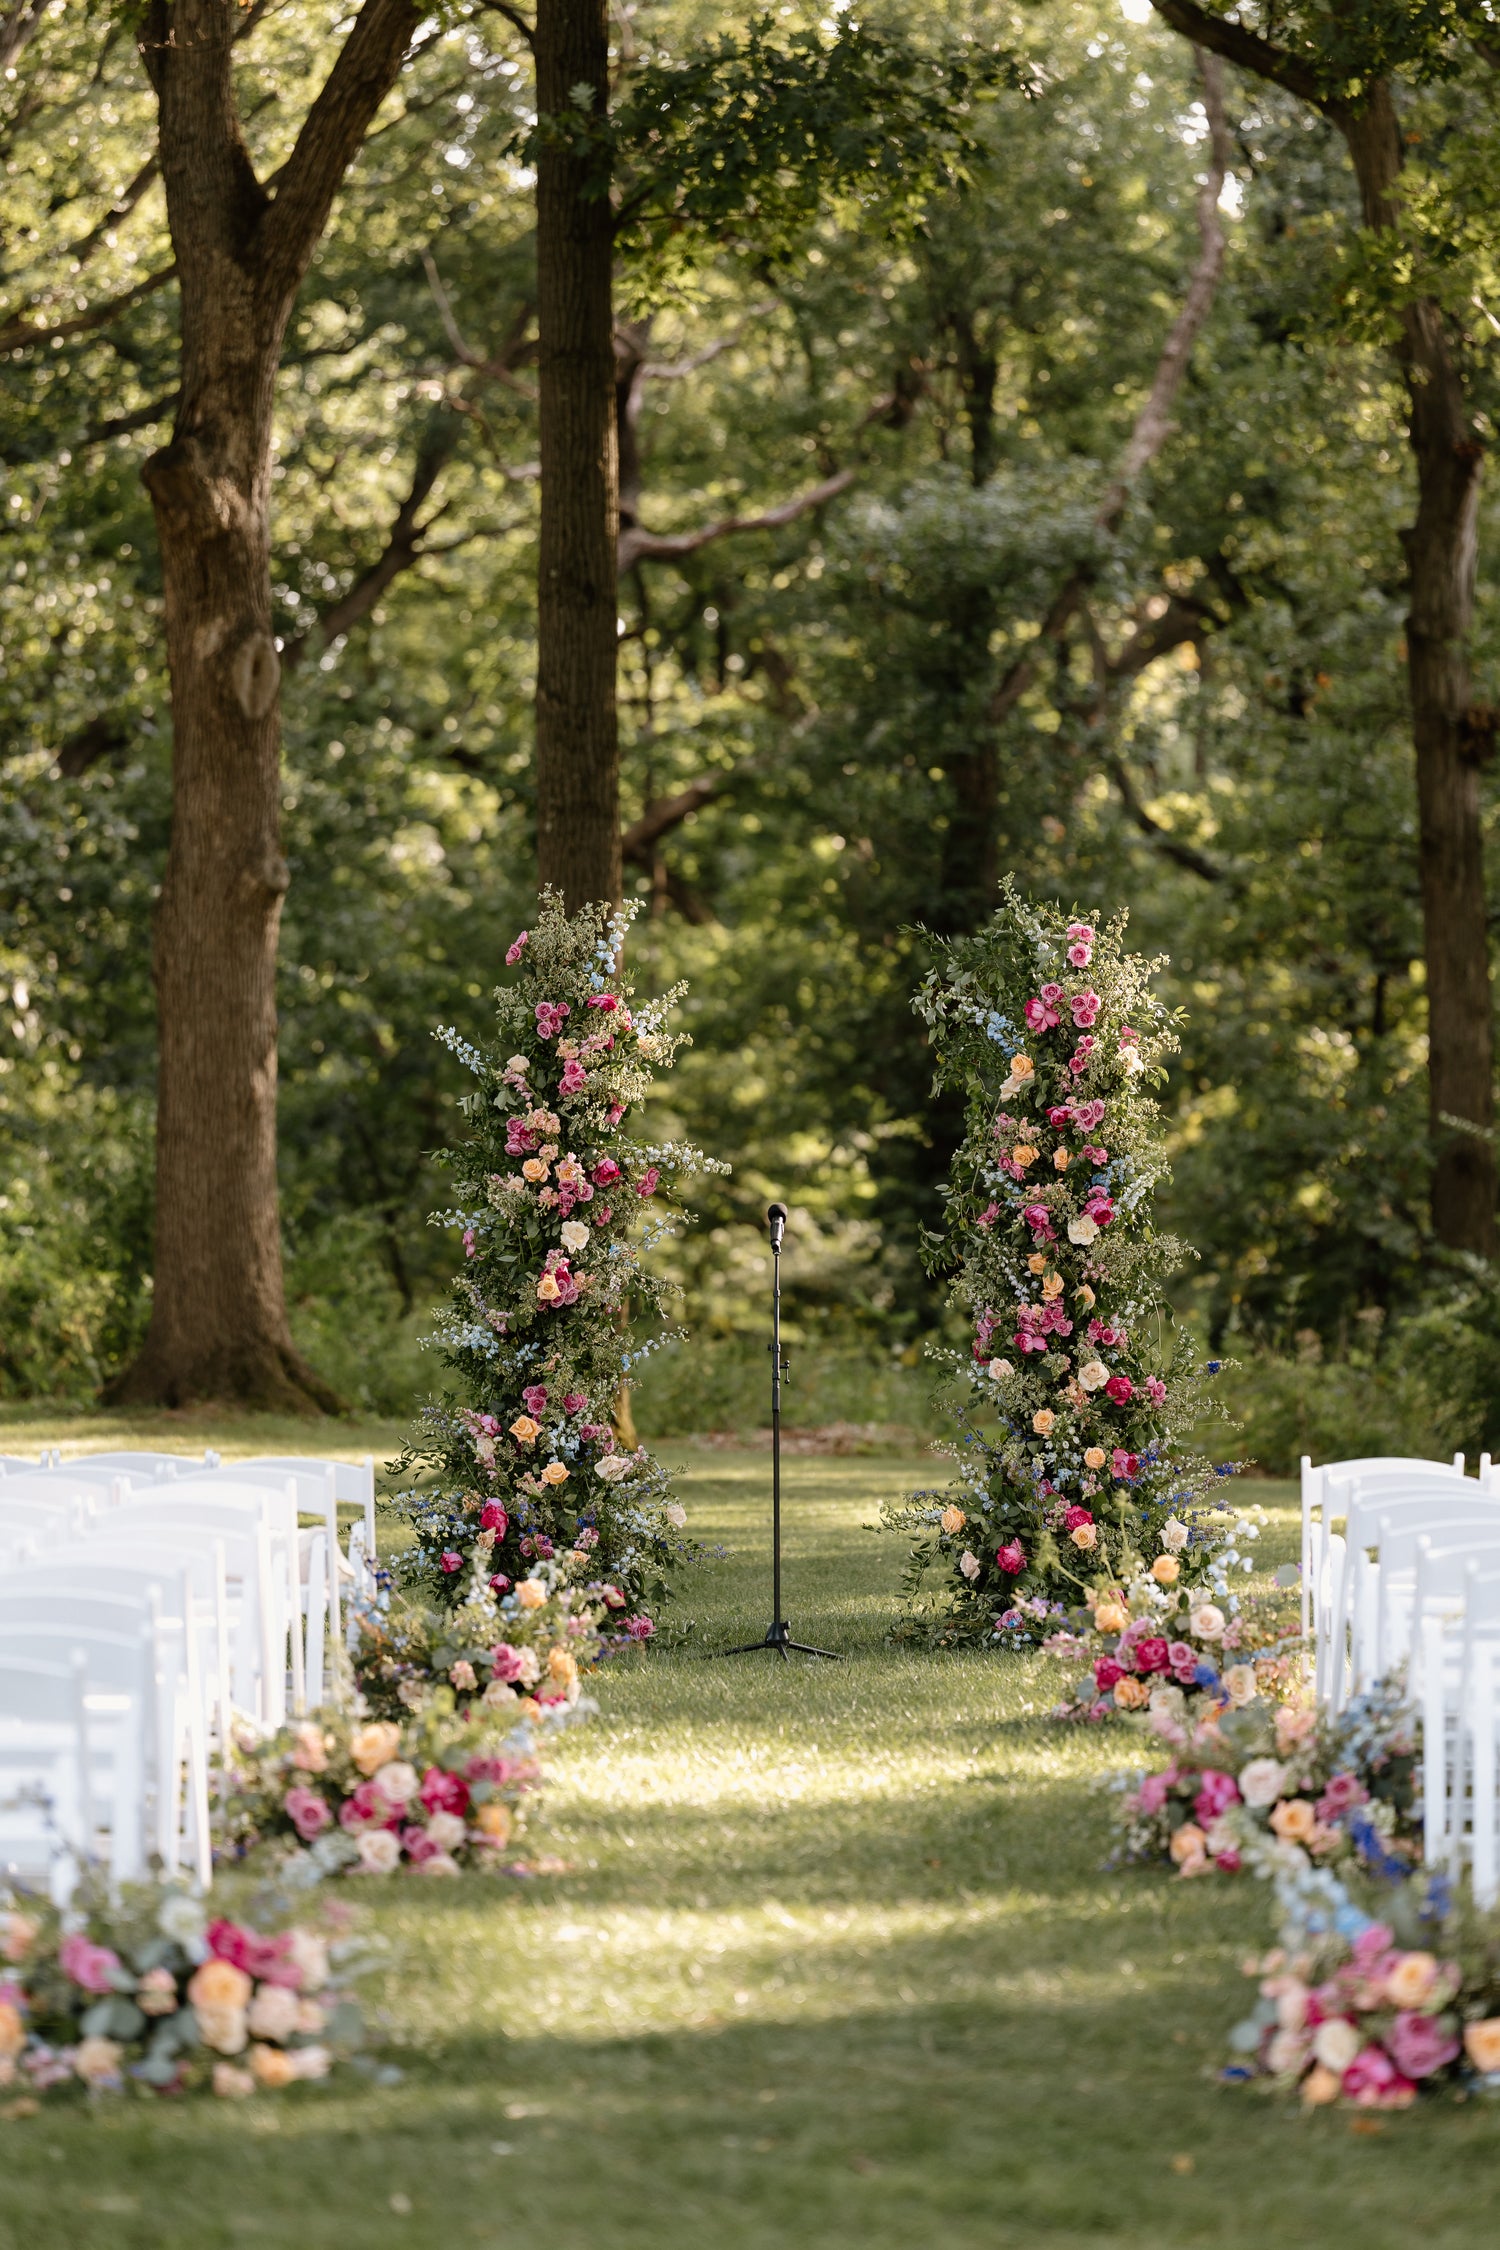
[480,1503,508,1535]
[1317,1772,1368,1817]
[440,1550,464,1574]
[1024,996,1061,1032]
[58,1933,122,1995]
[1135,1638,1172,1674]
[1070,991,1100,1028]
[1194,1769,1240,1822]
[592,1157,620,1186]
[1094,1658,1125,1692]
[1386,2011,1461,2080]
[1341,2045,1417,2108]
[559,1058,588,1095]
[1110,1448,1139,1477]
[522,1383,548,1413]
[1144,1376,1166,1405]
[636,1167,661,1198]
[1214,1848,1241,1872]
[625,1615,655,1640]
[462,1227,477,1259]
[419,1767,471,1818]
[339,1781,386,1831]
[1068,1037,1096,1077]
[488,1572,511,1594]
[491,1644,527,1682]
[1073,1099,1105,1130]
[585,993,618,1012]
[1062,1505,1093,1531]
[284,1785,332,1841]
[1137,1770,1174,1816]
[401,1825,442,1865]
[995,1541,1027,1575]
[1105,1375,1134,1405]
[1167,1641,1194,1669]
[1021,1204,1055,1240]
[563,1391,587,1414]
[1048,1104,1074,1129]
[505,930,529,965]
[1067,941,1092,968]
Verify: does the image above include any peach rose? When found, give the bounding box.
[516,1580,548,1611]
[1070,1522,1097,1551]
[1094,1601,1129,1634]
[1114,1675,1150,1709]
[509,1415,541,1446]
[474,1801,514,1843]
[1168,1821,1208,1872]
[1300,2064,1342,2107]
[188,1958,252,2011]
[1270,1797,1316,1844]
[540,1461,570,1486]
[212,2063,257,2100]
[0,2001,23,2060]
[1463,2019,1500,2075]
[1151,1556,1179,1585]
[1083,1446,1106,1471]
[1383,1952,1439,2010]
[249,2044,296,2089]
[194,2004,249,2056]
[939,1506,966,1535]
[349,1721,403,1778]
[1032,1409,1056,1436]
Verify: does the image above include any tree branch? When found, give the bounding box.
[0,262,177,354]
[281,414,465,671]
[1104,749,1225,881]
[0,0,44,77]
[988,46,1231,726]
[620,775,727,858]
[617,468,854,573]
[257,0,421,309]
[420,249,537,395]
[1148,0,1332,111]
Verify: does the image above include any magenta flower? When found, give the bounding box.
[440,1550,464,1574]
[1194,1769,1241,1822]
[1137,1769,1173,1815]
[1062,1505,1093,1531]
[625,1615,655,1640]
[592,1157,621,1186]
[58,1933,123,1996]
[1110,1447,1139,1478]
[1073,1099,1106,1130]
[995,1541,1027,1575]
[585,993,618,1012]
[1135,1638,1172,1674]
[1341,2046,1417,2108]
[284,1785,332,1842]
[1024,995,1061,1032]
[401,1824,442,1865]
[505,930,529,965]
[563,1391,587,1414]
[491,1643,527,1682]
[419,1767,471,1818]
[636,1166,661,1197]
[522,1383,548,1413]
[339,1781,386,1831]
[1167,1641,1194,1669]
[488,1573,511,1594]
[1068,1038,1096,1077]
[559,1058,588,1095]
[1094,1658,1125,1692]
[1105,1374,1134,1406]
[1387,2011,1461,2080]
[480,1502,508,1536]
[1145,1376,1167,1405]
[1048,1103,1074,1129]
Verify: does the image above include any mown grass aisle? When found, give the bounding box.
[4,1444,1500,2249]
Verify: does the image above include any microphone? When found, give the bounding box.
[767,1202,788,1250]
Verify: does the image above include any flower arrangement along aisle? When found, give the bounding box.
[386,894,725,1662]
[0,1885,367,2101]
[217,1681,554,1880]
[883,881,1234,1638]
[1107,1675,1420,1878]
[1225,1852,1500,2108]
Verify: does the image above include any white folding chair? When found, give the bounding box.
[3,1563,213,1882]
[0,1651,91,1902]
[60,1450,211,1479]
[0,1622,159,1885]
[1321,1471,1487,1709]
[1302,1453,1466,1639]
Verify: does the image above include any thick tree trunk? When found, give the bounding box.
[113,0,416,1407]
[534,0,621,909]
[1345,92,1497,1255]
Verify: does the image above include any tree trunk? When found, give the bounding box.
[534,0,621,909]
[112,0,417,1407]
[1345,91,1497,1254]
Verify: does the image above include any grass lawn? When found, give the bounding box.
[3,1430,1498,2248]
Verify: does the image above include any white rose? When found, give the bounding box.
[1077,1359,1109,1392]
[357,1829,401,1874]
[424,1810,467,1852]
[418,1852,462,1878]
[1265,2028,1310,2075]
[246,1985,300,2042]
[287,2044,332,2081]
[1068,1215,1099,1245]
[1238,1757,1288,1809]
[959,1551,981,1581]
[285,1929,329,1993]
[505,1056,530,1075]
[987,1358,1013,1381]
[664,1503,687,1529]
[560,1220,590,1251]
[372,1759,419,1806]
[1160,1517,1189,1553]
[596,1452,633,1482]
[1312,2018,1361,2074]
[1189,1604,1226,1641]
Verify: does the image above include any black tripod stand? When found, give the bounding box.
[717,1203,840,1663]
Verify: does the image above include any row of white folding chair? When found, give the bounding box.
[0,1638,160,1903]
[1414,1566,1500,1898]
[1300,1454,1469,1638]
[0,1581,209,1886]
[1328,1490,1500,1709]
[1312,1466,1483,1709]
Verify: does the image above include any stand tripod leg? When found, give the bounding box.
[785,1642,840,1660]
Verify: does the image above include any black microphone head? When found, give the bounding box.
[767,1201,788,1246]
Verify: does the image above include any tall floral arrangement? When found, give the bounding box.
[388,894,724,1639]
[885,881,1233,1633]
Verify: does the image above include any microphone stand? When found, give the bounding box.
[717,1203,840,1662]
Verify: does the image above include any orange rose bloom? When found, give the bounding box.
[187,1958,252,2011]
[1269,1797,1316,1844]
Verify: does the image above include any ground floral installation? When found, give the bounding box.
[1106,1673,1420,1879]
[216,1681,553,1881]
[0,1884,368,2105]
[1224,1838,1500,2109]
[386,893,727,1676]
[883,882,1234,1641]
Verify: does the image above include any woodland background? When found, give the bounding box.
[4,0,1500,1470]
